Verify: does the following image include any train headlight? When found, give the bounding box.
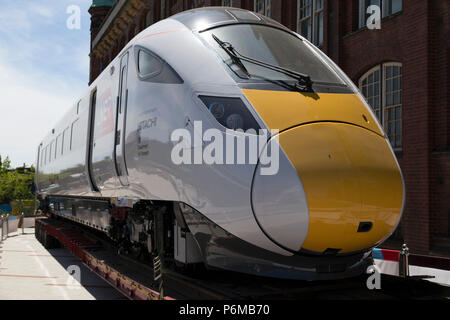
[199,96,260,131]
[208,102,225,119]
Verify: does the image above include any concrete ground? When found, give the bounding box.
[0,229,126,300]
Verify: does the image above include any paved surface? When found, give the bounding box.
[0,229,126,300]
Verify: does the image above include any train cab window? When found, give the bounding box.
[134,47,183,83]
[200,24,347,92]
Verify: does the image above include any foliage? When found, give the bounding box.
[0,155,35,205]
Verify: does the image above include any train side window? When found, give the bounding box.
[40,146,45,167]
[62,127,70,155]
[134,46,183,83]
[137,50,162,77]
[70,119,80,150]
[43,146,47,165]
[49,140,54,163]
[55,134,62,159]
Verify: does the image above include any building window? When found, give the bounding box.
[360,66,381,119]
[382,0,402,17]
[222,0,232,7]
[160,0,165,19]
[254,0,271,17]
[359,0,402,28]
[359,62,402,149]
[192,0,205,8]
[297,0,323,47]
[145,10,153,27]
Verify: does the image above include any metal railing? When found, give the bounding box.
[0,215,8,242]
[21,212,38,235]
[0,212,40,242]
[399,243,410,277]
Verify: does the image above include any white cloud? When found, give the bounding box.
[0,0,92,168]
[0,55,86,168]
[29,3,55,19]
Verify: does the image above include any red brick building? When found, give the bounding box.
[89,0,450,256]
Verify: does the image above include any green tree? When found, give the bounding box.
[0,155,35,204]
[0,155,11,174]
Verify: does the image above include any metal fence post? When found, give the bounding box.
[399,243,410,277]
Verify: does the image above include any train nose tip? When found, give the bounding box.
[280,123,404,254]
[252,122,404,254]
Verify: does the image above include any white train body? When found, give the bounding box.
[36,8,404,280]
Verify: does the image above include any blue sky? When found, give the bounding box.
[0,0,92,168]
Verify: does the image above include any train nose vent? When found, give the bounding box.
[316,263,347,274]
[357,222,373,233]
[323,248,342,256]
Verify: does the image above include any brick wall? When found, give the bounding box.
[333,0,449,255]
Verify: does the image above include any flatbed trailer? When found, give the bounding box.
[34,217,450,300]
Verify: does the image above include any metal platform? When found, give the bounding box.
[35,217,175,300]
[2,217,448,300]
[0,230,124,300]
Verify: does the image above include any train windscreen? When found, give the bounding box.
[200,24,348,90]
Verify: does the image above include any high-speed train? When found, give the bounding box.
[35,7,404,280]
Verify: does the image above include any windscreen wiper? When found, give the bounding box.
[212,34,250,78]
[212,34,313,92]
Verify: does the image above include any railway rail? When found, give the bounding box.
[34,217,449,300]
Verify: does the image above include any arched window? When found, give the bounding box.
[359,62,402,149]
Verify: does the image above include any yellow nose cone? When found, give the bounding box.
[279,123,403,253]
